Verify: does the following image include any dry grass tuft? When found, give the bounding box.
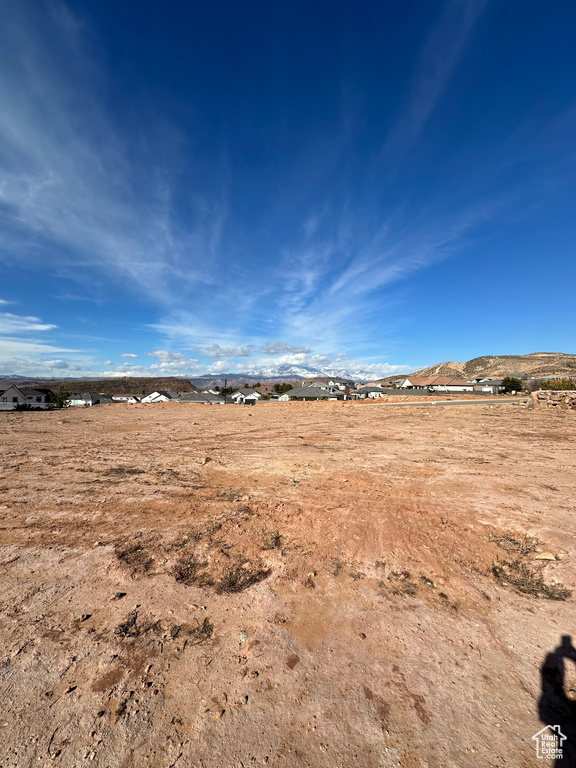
[172,554,214,588]
[492,559,571,600]
[489,531,538,555]
[217,561,271,594]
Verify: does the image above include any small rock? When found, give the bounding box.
[358,632,367,640]
[534,553,558,561]
[201,457,212,465]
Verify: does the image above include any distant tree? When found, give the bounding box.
[502,377,523,393]
[243,383,250,388]
[541,378,576,391]
[51,385,70,409]
[213,385,220,392]
[220,387,235,397]
[254,382,261,388]
[273,383,293,394]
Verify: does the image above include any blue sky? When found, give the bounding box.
[0,0,575,379]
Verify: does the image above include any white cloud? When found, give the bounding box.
[103,360,113,365]
[121,353,139,358]
[259,342,311,355]
[198,344,255,358]
[0,312,56,334]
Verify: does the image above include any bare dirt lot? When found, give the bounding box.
[1,401,575,767]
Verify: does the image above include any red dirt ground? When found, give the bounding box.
[1,400,575,767]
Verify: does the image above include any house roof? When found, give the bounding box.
[81,392,113,400]
[405,376,471,387]
[231,388,260,396]
[0,386,48,397]
[145,390,180,399]
[283,386,345,399]
[179,392,224,404]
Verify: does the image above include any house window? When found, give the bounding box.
[36,397,42,402]
[12,397,18,402]
[1,397,6,402]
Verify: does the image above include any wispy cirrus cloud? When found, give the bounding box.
[0,312,56,334]
[0,1,227,308]
[381,0,487,161]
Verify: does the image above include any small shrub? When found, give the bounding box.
[492,559,571,600]
[540,378,576,391]
[217,562,271,593]
[502,377,523,393]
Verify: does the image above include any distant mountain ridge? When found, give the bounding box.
[403,353,576,381]
[0,377,199,396]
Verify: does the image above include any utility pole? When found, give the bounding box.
[224,379,227,405]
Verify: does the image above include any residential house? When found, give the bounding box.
[307,378,353,391]
[230,388,262,405]
[399,376,474,392]
[140,391,181,403]
[279,386,345,401]
[0,385,50,410]
[66,392,114,407]
[179,392,225,405]
[352,385,387,399]
[111,395,140,403]
[472,379,504,394]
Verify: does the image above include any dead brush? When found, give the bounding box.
[492,559,571,600]
[489,531,538,555]
[114,610,162,638]
[172,554,214,588]
[182,617,213,645]
[217,560,271,594]
[115,544,154,575]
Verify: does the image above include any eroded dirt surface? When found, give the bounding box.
[1,401,575,767]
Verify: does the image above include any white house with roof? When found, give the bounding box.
[279,386,345,401]
[399,376,474,392]
[140,390,181,403]
[66,392,114,407]
[230,388,262,404]
[0,385,50,410]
